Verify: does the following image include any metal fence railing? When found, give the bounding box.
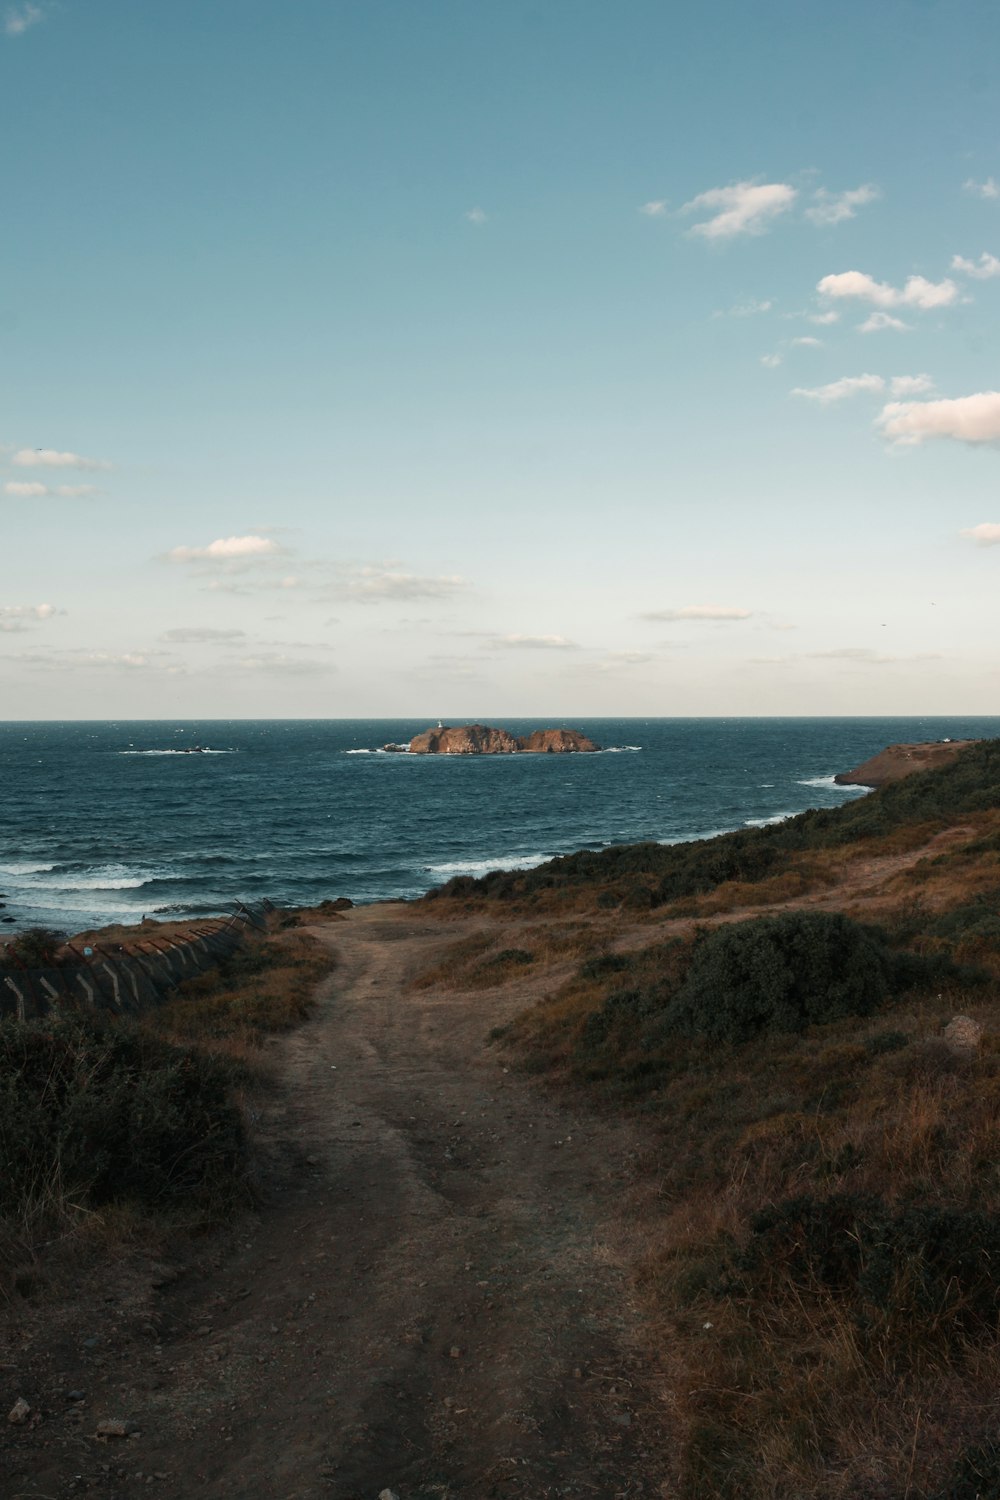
[0,900,275,1022]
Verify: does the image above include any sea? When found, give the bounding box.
[1,717,997,935]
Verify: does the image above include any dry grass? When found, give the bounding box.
[487,862,1000,1495]
[148,928,335,1058]
[409,919,614,992]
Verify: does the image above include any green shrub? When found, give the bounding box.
[579,952,634,981]
[3,926,66,966]
[0,1014,246,1219]
[739,1193,1000,1345]
[668,913,893,1044]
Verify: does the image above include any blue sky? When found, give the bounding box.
[3,0,1000,717]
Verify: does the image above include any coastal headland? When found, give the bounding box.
[408,722,600,753]
[6,737,1000,1499]
[834,737,978,788]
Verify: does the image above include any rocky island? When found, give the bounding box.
[408,723,600,754]
[834,738,977,788]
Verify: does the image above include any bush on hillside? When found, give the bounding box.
[740,1193,1000,1350]
[3,926,66,967]
[0,1014,246,1220]
[668,912,892,1044]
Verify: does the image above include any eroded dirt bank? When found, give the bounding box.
[3,907,672,1500]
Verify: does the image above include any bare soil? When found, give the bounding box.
[2,906,673,1500]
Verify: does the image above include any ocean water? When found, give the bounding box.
[0,717,996,934]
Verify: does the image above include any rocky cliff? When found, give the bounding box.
[518,728,600,754]
[408,724,600,755]
[834,739,977,789]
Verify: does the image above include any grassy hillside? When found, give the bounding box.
[462,741,1000,1497]
[429,737,1000,912]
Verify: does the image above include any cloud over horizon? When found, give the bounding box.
[960,522,1000,546]
[491,633,578,650]
[640,604,752,622]
[336,566,469,602]
[4,480,101,497]
[161,627,249,643]
[166,535,281,563]
[11,448,112,470]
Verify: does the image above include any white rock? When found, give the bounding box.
[7,1397,30,1424]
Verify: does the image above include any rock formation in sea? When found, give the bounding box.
[834,739,976,789]
[518,728,599,754]
[408,724,600,755]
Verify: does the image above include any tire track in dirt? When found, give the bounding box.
[9,907,672,1500]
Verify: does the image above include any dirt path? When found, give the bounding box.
[5,907,672,1500]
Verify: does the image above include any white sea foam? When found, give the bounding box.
[797,775,868,792]
[426,852,550,878]
[10,862,167,893]
[602,745,642,753]
[120,748,234,756]
[744,813,794,827]
[0,861,56,875]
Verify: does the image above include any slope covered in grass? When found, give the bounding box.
[428,737,1000,911]
[477,741,1000,1496]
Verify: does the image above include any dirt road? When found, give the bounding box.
[5,906,672,1499]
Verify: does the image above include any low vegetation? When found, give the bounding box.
[481,740,1000,1496]
[0,922,334,1295]
[430,737,1000,913]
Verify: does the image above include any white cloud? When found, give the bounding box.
[877,391,1000,446]
[859,311,910,334]
[790,336,823,348]
[952,251,1000,280]
[465,207,487,226]
[807,647,943,666]
[166,534,280,563]
[792,373,884,403]
[961,522,1000,546]
[492,634,578,650]
[4,481,48,497]
[760,352,783,368]
[889,373,934,396]
[817,270,958,310]
[805,184,880,226]
[715,298,773,317]
[638,200,668,218]
[0,603,57,621]
[808,310,841,325]
[683,180,797,240]
[0,603,58,632]
[964,177,1000,200]
[4,480,100,497]
[640,604,752,622]
[4,3,43,36]
[161,627,248,643]
[11,447,112,470]
[338,567,468,602]
[233,652,331,675]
